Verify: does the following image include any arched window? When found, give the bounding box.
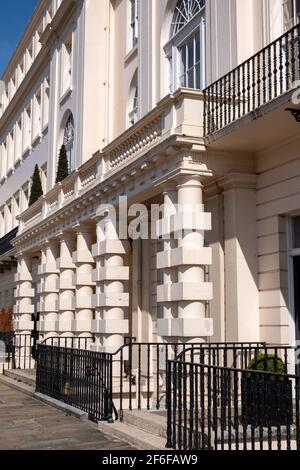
[63,114,74,172]
[172,0,205,35]
[165,0,205,91]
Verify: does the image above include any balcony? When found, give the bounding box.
[17,89,203,235]
[204,23,300,151]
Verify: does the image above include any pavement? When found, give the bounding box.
[0,381,136,450]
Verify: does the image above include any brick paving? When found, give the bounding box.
[0,381,135,450]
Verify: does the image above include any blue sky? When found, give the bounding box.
[0,0,39,76]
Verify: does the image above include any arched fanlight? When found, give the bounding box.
[63,114,74,171]
[171,0,205,35]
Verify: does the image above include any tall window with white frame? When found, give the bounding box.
[166,0,205,92]
[129,0,138,49]
[63,114,74,173]
[283,0,300,29]
[61,36,72,96]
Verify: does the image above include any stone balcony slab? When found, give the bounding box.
[73,273,95,286]
[56,257,76,270]
[38,320,58,332]
[15,287,35,298]
[14,304,35,315]
[157,282,213,302]
[157,246,212,269]
[37,282,59,294]
[92,292,129,308]
[157,318,213,338]
[92,266,129,282]
[56,278,76,290]
[13,319,34,331]
[38,300,58,313]
[38,263,59,276]
[157,212,211,238]
[71,319,92,332]
[72,296,93,309]
[56,298,75,311]
[92,240,129,258]
[14,272,32,282]
[91,319,129,335]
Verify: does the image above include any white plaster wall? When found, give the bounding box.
[256,136,300,345]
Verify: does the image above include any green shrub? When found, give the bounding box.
[246,354,287,380]
[29,165,43,206]
[56,144,69,183]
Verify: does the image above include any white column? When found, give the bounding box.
[220,174,259,342]
[73,225,95,340]
[38,240,59,339]
[156,184,177,341]
[157,177,213,344]
[57,233,76,338]
[92,217,129,353]
[14,253,34,334]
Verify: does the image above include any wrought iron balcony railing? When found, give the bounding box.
[203,23,300,137]
[0,227,18,257]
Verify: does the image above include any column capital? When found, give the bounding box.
[162,181,178,195]
[40,238,59,250]
[72,221,95,236]
[15,251,32,262]
[56,230,76,243]
[175,175,204,189]
[218,173,257,192]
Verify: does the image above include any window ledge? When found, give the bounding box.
[42,123,49,135]
[32,133,41,147]
[22,145,32,159]
[14,157,23,169]
[59,86,72,105]
[124,45,138,65]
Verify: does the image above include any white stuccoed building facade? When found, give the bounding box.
[0,0,300,353]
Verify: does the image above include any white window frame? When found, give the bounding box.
[129,85,139,126]
[63,114,75,173]
[287,215,300,348]
[61,34,73,97]
[283,0,300,29]
[129,0,138,50]
[164,11,205,93]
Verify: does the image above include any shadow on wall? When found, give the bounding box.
[0,306,13,332]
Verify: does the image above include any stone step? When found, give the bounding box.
[121,410,167,438]
[4,369,36,388]
[98,420,166,450]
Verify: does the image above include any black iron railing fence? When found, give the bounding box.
[36,344,114,423]
[0,332,41,373]
[204,23,300,136]
[0,333,94,374]
[112,342,295,417]
[166,359,300,451]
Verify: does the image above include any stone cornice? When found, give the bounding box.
[13,137,203,252]
[40,0,78,46]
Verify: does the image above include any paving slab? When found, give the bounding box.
[0,382,136,450]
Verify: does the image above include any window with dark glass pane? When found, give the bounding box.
[293,216,300,248]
